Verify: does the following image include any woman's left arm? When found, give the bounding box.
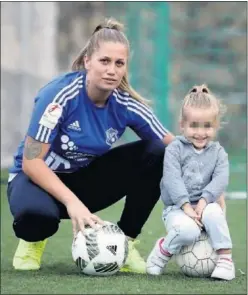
[126,100,175,145]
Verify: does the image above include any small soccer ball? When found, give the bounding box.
[72,221,128,276]
[175,231,217,277]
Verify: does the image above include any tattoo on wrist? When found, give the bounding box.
[24,139,42,160]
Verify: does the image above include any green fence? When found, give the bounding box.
[104,2,171,144]
[2,2,246,193]
[168,2,247,192]
[104,2,247,192]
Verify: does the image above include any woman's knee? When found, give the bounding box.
[139,139,166,177]
[143,139,166,158]
[7,173,61,241]
[13,211,60,242]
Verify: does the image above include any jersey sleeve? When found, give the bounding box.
[27,77,80,144]
[126,97,169,140]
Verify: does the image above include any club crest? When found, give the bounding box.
[106,128,118,146]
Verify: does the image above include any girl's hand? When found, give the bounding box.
[182,203,203,228]
[195,198,207,219]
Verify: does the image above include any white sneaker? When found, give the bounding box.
[211,257,235,280]
[146,238,172,275]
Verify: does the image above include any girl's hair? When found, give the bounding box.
[72,17,149,105]
[180,84,226,126]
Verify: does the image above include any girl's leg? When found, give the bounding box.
[201,203,235,280]
[217,194,226,217]
[147,206,201,275]
[202,203,232,251]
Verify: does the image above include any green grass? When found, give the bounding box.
[1,180,247,294]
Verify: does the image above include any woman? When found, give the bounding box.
[7,18,174,274]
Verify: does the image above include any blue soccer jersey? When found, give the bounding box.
[9,71,169,174]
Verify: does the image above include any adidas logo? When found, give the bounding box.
[106,245,117,255]
[68,120,81,131]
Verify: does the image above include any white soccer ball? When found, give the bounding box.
[175,231,217,277]
[72,221,128,276]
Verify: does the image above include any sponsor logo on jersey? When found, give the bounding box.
[60,135,78,151]
[39,103,63,130]
[48,104,61,114]
[68,120,81,131]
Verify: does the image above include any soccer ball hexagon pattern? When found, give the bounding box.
[175,231,218,277]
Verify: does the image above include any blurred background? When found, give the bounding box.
[1,2,247,196]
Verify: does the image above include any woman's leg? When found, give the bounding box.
[7,172,61,242]
[58,139,166,274]
[9,139,165,240]
[9,139,165,272]
[60,139,166,239]
[7,172,64,270]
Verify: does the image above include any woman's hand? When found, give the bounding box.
[66,198,104,236]
[182,203,203,228]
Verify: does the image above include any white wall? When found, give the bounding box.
[1,2,58,168]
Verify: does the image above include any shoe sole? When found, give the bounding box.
[211,274,235,281]
[13,266,40,271]
[120,267,146,274]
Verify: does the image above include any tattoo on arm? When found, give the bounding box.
[24,139,42,160]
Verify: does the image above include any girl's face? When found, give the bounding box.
[180,107,218,150]
[84,41,128,92]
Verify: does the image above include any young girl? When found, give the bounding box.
[146,85,235,280]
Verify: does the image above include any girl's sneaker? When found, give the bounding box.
[146,238,172,275]
[211,257,235,280]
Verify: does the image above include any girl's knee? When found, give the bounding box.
[202,203,223,222]
[176,224,201,245]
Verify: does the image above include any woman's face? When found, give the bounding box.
[84,41,128,91]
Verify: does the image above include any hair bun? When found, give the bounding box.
[92,25,115,35]
[189,85,209,94]
[92,25,103,35]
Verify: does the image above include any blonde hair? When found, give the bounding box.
[72,18,149,105]
[180,84,226,127]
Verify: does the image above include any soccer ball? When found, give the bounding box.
[175,231,217,277]
[72,221,128,276]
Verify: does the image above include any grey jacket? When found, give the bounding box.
[160,136,229,208]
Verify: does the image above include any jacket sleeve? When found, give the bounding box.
[161,141,190,208]
[202,147,229,204]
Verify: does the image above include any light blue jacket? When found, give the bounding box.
[160,136,229,208]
